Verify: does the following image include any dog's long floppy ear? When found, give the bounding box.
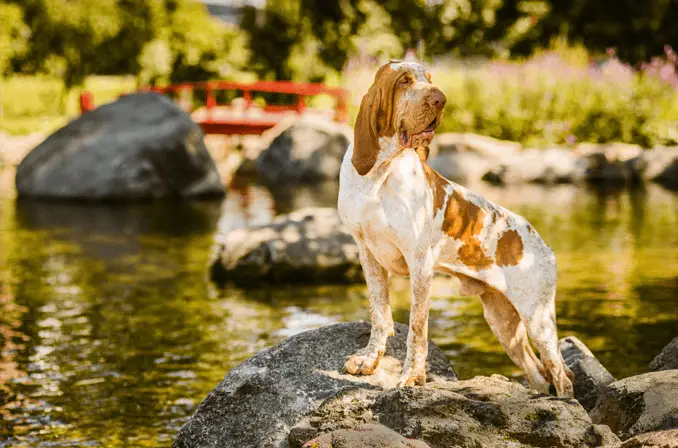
[352,68,398,175]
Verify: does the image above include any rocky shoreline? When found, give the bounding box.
[3,119,678,196]
[173,324,678,447]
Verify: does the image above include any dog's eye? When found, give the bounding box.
[399,76,412,87]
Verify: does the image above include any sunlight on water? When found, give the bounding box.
[1,172,677,446]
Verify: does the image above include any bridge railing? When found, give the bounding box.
[80,80,350,135]
[140,80,349,122]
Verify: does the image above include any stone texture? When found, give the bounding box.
[559,336,616,411]
[209,207,362,286]
[173,322,457,448]
[630,147,678,190]
[482,148,587,185]
[15,93,224,200]
[614,429,678,447]
[650,337,678,371]
[255,115,353,184]
[290,375,619,448]
[300,424,431,448]
[590,370,678,440]
[575,142,643,183]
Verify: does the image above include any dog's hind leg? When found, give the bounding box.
[523,292,574,397]
[480,289,550,394]
[344,244,393,375]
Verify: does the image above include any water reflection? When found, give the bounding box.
[0,173,677,447]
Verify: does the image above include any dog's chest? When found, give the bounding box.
[339,151,429,273]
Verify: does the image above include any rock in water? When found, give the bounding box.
[209,207,362,286]
[16,93,224,200]
[173,322,457,448]
[255,115,352,184]
[559,336,616,412]
[174,322,619,448]
[590,370,678,440]
[650,337,678,371]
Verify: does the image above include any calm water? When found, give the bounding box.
[1,167,677,447]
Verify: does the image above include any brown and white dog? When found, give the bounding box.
[338,61,574,397]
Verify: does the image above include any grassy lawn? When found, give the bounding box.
[1,75,137,135]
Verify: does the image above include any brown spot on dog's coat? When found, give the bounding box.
[441,190,494,270]
[458,240,493,271]
[422,163,447,213]
[442,190,485,242]
[496,229,524,266]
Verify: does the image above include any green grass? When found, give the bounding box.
[1,75,136,135]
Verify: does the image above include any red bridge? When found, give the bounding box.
[80,80,350,135]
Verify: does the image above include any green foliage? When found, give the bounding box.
[0,2,29,76]
[434,59,678,147]
[19,0,122,88]
[344,47,678,147]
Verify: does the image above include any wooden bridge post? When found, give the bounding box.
[205,84,216,120]
[80,91,95,113]
[296,95,306,114]
[334,92,349,123]
[243,89,252,109]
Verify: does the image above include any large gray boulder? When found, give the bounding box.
[15,93,224,200]
[173,322,458,448]
[209,208,362,286]
[559,336,616,412]
[255,115,352,184]
[173,322,620,448]
[590,370,678,440]
[650,337,678,371]
[289,374,618,448]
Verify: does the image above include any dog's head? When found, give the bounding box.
[352,61,446,175]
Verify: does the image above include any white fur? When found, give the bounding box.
[338,100,574,395]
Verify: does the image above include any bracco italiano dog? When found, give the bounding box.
[338,61,574,397]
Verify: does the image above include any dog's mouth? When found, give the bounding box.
[400,117,437,148]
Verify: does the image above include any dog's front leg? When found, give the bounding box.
[398,250,434,387]
[344,244,393,375]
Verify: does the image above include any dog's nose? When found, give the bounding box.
[427,88,447,110]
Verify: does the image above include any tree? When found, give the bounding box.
[0,2,28,76]
[19,0,122,89]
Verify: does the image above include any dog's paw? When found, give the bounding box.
[397,368,426,387]
[343,353,381,375]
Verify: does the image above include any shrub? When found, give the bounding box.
[343,47,678,147]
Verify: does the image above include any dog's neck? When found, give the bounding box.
[372,135,409,172]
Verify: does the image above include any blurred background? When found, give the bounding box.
[1,1,678,447]
[1,0,678,144]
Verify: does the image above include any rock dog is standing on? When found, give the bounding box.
[338,61,574,397]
